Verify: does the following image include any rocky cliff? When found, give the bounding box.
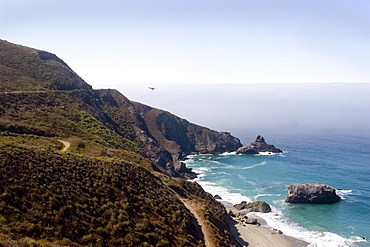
[133,101,242,176]
[133,102,242,157]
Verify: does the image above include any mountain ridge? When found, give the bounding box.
[0,39,243,246]
[0,38,242,178]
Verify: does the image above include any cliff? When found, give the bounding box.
[133,102,241,156]
[95,90,242,178]
[0,39,242,246]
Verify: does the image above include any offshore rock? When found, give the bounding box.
[285,183,341,204]
[236,135,283,155]
[233,201,272,213]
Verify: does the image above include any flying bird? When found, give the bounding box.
[148,87,157,90]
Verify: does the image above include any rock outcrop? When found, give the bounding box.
[285,183,341,204]
[132,102,242,178]
[90,89,243,179]
[236,135,283,155]
[133,102,242,157]
[233,201,271,213]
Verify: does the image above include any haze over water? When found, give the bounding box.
[119,83,370,135]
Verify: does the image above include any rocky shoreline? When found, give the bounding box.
[215,182,341,246]
[222,201,309,247]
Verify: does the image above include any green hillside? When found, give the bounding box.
[0,143,203,246]
[0,39,92,92]
[0,39,241,246]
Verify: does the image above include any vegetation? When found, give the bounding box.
[161,176,237,247]
[0,143,203,246]
[0,90,140,154]
[0,39,92,92]
[0,39,241,246]
[77,111,139,152]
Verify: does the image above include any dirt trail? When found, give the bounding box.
[58,140,70,152]
[181,199,211,247]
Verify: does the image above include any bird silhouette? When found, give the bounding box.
[148,87,157,90]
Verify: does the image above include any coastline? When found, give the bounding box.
[223,203,309,247]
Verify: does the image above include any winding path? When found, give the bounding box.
[58,140,70,152]
[181,199,211,247]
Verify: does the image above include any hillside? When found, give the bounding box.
[0,143,201,246]
[0,39,242,246]
[0,39,92,92]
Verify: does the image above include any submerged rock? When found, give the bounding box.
[236,135,283,155]
[233,201,271,213]
[285,183,341,204]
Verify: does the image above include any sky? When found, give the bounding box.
[118,83,370,134]
[1,0,370,133]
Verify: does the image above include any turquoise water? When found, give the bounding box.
[185,129,370,247]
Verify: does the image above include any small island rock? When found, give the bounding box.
[285,183,341,204]
[236,135,283,155]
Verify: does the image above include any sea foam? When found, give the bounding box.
[192,179,252,204]
[241,161,267,169]
[254,209,364,247]
[336,189,353,199]
[190,165,365,247]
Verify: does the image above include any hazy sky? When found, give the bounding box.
[1,1,370,133]
[2,0,369,86]
[120,83,370,134]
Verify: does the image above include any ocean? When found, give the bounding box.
[185,128,370,247]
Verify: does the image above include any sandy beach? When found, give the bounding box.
[224,204,309,247]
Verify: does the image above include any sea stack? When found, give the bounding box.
[285,183,341,204]
[236,135,283,155]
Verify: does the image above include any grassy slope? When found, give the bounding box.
[0,90,140,154]
[0,143,203,246]
[0,39,92,92]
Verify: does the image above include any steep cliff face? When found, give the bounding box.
[133,101,242,158]
[95,90,242,178]
[94,89,181,177]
